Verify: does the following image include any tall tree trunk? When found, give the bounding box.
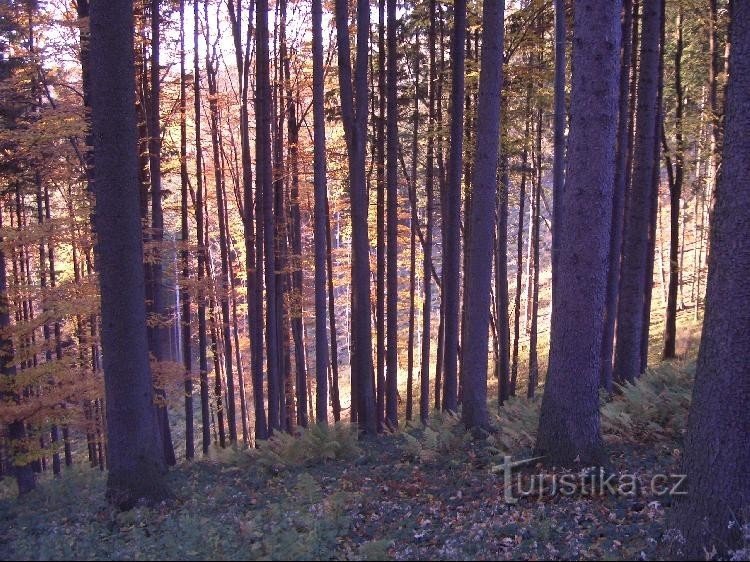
[613,0,663,384]
[205,19,237,443]
[311,0,330,425]
[601,0,636,392]
[147,0,176,467]
[663,7,684,360]
[90,0,168,507]
[256,0,281,433]
[385,0,399,429]
[673,4,750,555]
[535,0,621,466]
[527,107,542,399]
[406,30,420,423]
[334,0,376,434]
[511,90,531,396]
[461,0,505,431]
[375,0,386,432]
[441,0,466,414]
[639,0,667,375]
[193,0,211,454]
[421,0,437,424]
[495,152,510,406]
[178,0,194,460]
[549,0,566,317]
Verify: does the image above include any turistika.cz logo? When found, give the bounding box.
[493,455,688,504]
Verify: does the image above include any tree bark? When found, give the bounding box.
[441,0,466,414]
[90,0,168,508]
[673,4,750,556]
[334,0,376,434]
[535,0,621,466]
[461,0,505,431]
[613,0,663,384]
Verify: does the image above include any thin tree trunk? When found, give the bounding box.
[312,0,330,425]
[420,0,437,424]
[663,7,684,360]
[442,0,466,414]
[385,0,399,429]
[511,90,531,396]
[601,0,636,392]
[193,0,211,454]
[527,107,542,399]
[613,0,663,384]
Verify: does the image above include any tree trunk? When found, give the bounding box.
[385,0,399,429]
[178,0,194,460]
[663,7,684,360]
[527,107,542,399]
[421,0,437,424]
[601,0,636,392]
[461,0,505,431]
[334,0,376,434]
[511,90,531,396]
[549,0,566,318]
[673,4,750,555]
[256,0,281,433]
[441,0,466,414]
[90,0,168,507]
[311,0,330,425]
[613,0,663,384]
[193,0,211,455]
[535,0,621,466]
[147,0,176,467]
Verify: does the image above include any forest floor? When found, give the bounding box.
[0,314,701,561]
[0,368,694,561]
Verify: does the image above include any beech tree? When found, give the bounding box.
[89,0,168,508]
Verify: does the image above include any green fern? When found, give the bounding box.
[601,361,694,442]
[254,422,361,470]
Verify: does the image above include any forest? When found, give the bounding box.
[0,0,748,560]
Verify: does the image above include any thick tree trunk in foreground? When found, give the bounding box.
[90,0,168,508]
[535,0,621,466]
[673,3,750,557]
[461,0,505,431]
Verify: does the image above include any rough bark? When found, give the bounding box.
[461,0,505,431]
[535,0,621,466]
[385,0,399,429]
[90,0,168,508]
[613,0,663,384]
[441,0,466,414]
[673,4,750,556]
[311,0,330,425]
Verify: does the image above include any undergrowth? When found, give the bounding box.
[253,421,361,471]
